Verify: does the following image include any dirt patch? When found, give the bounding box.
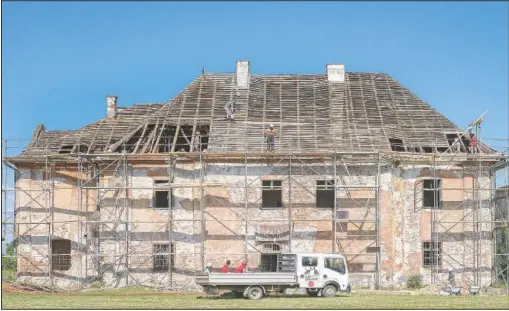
[2,282,60,294]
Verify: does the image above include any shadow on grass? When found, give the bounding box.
[197,292,351,300]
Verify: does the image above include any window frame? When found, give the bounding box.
[316,180,335,208]
[422,241,442,267]
[51,239,72,271]
[301,256,318,267]
[262,243,281,253]
[152,243,174,272]
[422,178,442,209]
[324,257,346,275]
[261,180,283,209]
[260,253,278,272]
[153,180,171,209]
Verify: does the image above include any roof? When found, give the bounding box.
[18,71,496,157]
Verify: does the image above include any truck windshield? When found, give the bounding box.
[325,257,346,274]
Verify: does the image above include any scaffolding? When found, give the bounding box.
[1,130,508,291]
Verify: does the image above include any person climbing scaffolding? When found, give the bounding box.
[264,124,276,151]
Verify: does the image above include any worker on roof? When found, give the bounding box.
[453,137,461,153]
[264,124,276,151]
[193,131,201,152]
[225,100,235,121]
[470,133,478,154]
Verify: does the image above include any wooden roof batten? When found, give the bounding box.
[14,61,503,161]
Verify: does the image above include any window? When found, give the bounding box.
[316,180,335,208]
[153,243,174,271]
[336,211,349,220]
[262,243,281,252]
[423,241,442,267]
[423,179,441,209]
[260,254,278,272]
[58,145,74,154]
[262,180,282,208]
[51,239,71,271]
[153,180,170,209]
[325,257,346,274]
[389,138,405,152]
[301,256,318,267]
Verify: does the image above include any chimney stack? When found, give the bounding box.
[326,64,345,83]
[106,95,118,118]
[236,60,250,88]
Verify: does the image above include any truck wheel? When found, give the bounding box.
[246,286,264,300]
[306,290,319,297]
[322,285,337,298]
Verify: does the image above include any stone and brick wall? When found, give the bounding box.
[13,161,494,289]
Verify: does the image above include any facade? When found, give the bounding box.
[4,61,508,290]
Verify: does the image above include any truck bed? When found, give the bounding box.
[196,272,298,286]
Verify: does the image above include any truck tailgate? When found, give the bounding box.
[196,273,297,286]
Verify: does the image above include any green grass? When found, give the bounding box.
[2,288,508,309]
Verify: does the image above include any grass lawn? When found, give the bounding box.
[2,288,508,310]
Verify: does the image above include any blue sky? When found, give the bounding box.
[2,1,508,155]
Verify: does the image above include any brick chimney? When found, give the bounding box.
[326,64,345,83]
[106,95,118,118]
[236,60,250,88]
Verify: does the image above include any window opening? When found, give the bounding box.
[153,243,174,271]
[325,257,346,274]
[51,239,71,271]
[58,145,74,154]
[423,179,441,209]
[262,180,282,208]
[423,241,442,267]
[388,138,405,152]
[154,180,170,209]
[422,146,434,153]
[316,180,335,208]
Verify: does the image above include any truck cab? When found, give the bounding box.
[295,253,350,297]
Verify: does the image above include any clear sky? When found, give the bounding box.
[2,1,509,155]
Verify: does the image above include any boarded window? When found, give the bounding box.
[423,241,442,267]
[260,254,278,272]
[388,138,405,152]
[154,180,170,209]
[316,180,335,208]
[423,179,441,209]
[153,243,174,271]
[262,180,282,208]
[51,239,71,271]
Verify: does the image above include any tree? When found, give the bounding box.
[495,227,508,285]
[2,241,17,272]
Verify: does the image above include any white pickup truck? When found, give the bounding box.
[196,253,350,300]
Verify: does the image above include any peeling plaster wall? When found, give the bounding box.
[13,162,494,289]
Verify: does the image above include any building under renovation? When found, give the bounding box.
[2,61,508,290]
